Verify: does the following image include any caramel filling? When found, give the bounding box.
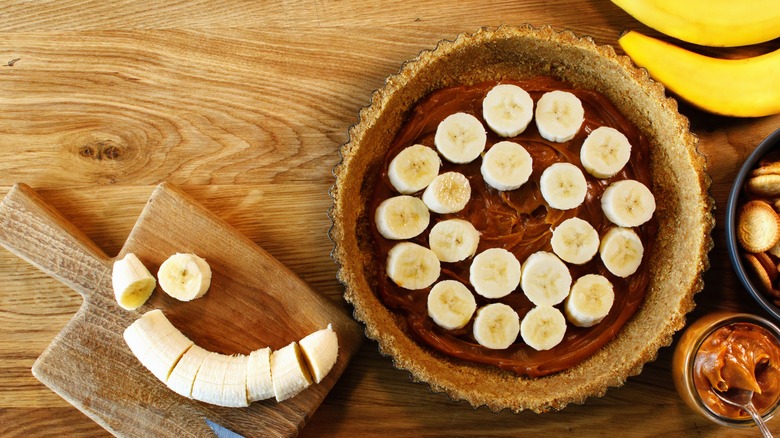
[694,323,780,419]
[369,77,655,377]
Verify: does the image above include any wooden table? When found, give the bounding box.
[1,1,779,436]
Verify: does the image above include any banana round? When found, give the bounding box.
[520,251,572,306]
[601,179,656,227]
[539,162,587,210]
[469,247,522,299]
[520,305,567,351]
[550,217,600,265]
[427,280,478,330]
[428,219,480,263]
[534,90,584,142]
[374,195,430,240]
[434,112,487,164]
[157,253,212,301]
[386,242,441,290]
[388,144,441,194]
[599,227,644,278]
[580,126,632,179]
[564,274,614,328]
[480,141,534,191]
[422,171,472,214]
[472,303,520,350]
[482,84,534,137]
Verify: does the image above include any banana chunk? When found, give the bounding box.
[580,126,632,179]
[520,305,567,351]
[551,217,600,265]
[534,90,584,142]
[386,242,441,290]
[123,309,194,383]
[192,353,250,408]
[473,303,520,350]
[157,253,212,301]
[520,251,572,306]
[247,347,274,402]
[470,248,522,299]
[375,195,430,240]
[564,274,614,328]
[167,344,210,399]
[388,144,441,194]
[427,280,477,330]
[434,112,487,164]
[540,162,587,210]
[299,325,339,384]
[482,84,534,137]
[601,179,656,227]
[271,342,313,402]
[599,227,644,278]
[422,171,472,214]
[480,141,534,191]
[112,253,156,310]
[428,219,480,263]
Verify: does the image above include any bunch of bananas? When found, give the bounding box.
[612,0,780,117]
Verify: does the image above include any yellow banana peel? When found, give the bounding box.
[619,31,780,118]
[611,0,780,47]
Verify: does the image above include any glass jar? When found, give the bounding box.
[672,312,780,428]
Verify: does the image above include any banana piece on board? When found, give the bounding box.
[551,217,600,265]
[157,253,212,301]
[299,325,339,384]
[580,126,632,179]
[427,280,477,330]
[473,303,520,350]
[271,342,313,402]
[422,171,472,214]
[469,247,522,299]
[167,344,210,399]
[540,162,587,210]
[386,242,441,290]
[480,141,534,191]
[564,274,615,328]
[600,227,644,278]
[112,253,156,310]
[520,251,572,306]
[482,84,534,137]
[192,353,250,408]
[434,112,487,164]
[375,195,430,240]
[123,309,194,383]
[534,90,584,142]
[520,305,567,351]
[247,347,274,402]
[388,144,441,194]
[601,179,656,227]
[428,219,480,263]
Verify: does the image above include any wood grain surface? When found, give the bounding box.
[1,0,779,436]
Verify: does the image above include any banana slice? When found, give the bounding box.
[472,303,520,350]
[123,309,194,384]
[422,171,471,214]
[550,217,600,265]
[601,179,656,227]
[469,247,522,299]
[157,253,212,301]
[112,253,156,310]
[388,144,441,194]
[480,141,534,191]
[482,84,534,137]
[434,112,487,163]
[375,195,430,240]
[534,90,584,142]
[520,251,572,306]
[167,344,210,399]
[539,162,587,210]
[299,324,339,384]
[520,305,567,351]
[600,227,644,278]
[580,126,632,178]
[564,274,615,328]
[271,342,313,402]
[386,242,441,290]
[192,353,250,408]
[427,280,477,330]
[428,219,480,263]
[247,347,274,402]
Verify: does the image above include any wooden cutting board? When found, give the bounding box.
[0,182,364,437]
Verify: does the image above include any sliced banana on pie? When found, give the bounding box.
[534,90,584,143]
[520,305,567,351]
[520,251,572,306]
[469,247,522,299]
[482,84,534,137]
[375,195,430,240]
[422,171,472,214]
[388,144,441,194]
[551,217,600,265]
[434,112,487,164]
[386,242,441,290]
[473,303,520,350]
[580,126,632,179]
[564,274,614,328]
[599,227,644,278]
[601,179,656,227]
[427,280,477,330]
[480,141,534,191]
[428,219,480,263]
[539,162,587,210]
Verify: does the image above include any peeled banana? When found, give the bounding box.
[124,310,339,407]
[611,0,780,47]
[112,253,156,310]
[619,31,780,118]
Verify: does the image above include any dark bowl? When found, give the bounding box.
[726,128,780,320]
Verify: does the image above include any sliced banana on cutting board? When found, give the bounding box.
[158,253,212,301]
[112,253,157,310]
[124,309,339,407]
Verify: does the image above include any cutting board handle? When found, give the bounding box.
[0,183,111,299]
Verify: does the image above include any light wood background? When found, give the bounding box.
[1,1,779,436]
